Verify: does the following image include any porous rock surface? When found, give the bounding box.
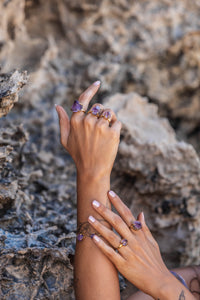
[0,0,200,299]
[0,70,28,117]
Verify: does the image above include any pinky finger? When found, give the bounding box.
[92,235,125,267]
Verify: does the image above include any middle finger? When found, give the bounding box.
[91,200,131,239]
[88,215,131,259]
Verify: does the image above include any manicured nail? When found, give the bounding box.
[88,215,95,223]
[93,235,100,242]
[141,212,145,222]
[55,104,58,107]
[92,200,100,208]
[93,80,101,86]
[109,190,116,197]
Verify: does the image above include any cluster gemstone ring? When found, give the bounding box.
[100,111,112,124]
[71,100,86,113]
[129,221,142,231]
[116,238,128,251]
[87,105,102,117]
[71,100,112,125]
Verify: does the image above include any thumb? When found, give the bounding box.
[55,105,70,149]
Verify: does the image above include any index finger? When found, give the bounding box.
[73,81,101,114]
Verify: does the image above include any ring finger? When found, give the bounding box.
[84,103,105,125]
[98,109,117,127]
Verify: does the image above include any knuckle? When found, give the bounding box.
[70,115,79,127]
[106,247,114,259]
[109,233,118,244]
[96,122,105,132]
[83,115,94,127]
[112,215,122,227]
[111,129,120,140]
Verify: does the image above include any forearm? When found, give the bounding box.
[74,173,120,300]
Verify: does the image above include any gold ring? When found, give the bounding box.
[100,115,111,123]
[100,111,112,124]
[71,100,86,113]
[87,105,102,117]
[79,109,86,113]
[87,111,100,117]
[116,238,128,250]
[129,221,142,231]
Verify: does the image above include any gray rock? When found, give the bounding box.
[0,71,28,117]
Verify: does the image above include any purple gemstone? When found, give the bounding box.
[91,105,101,115]
[121,239,128,246]
[71,100,83,112]
[132,221,142,231]
[77,234,84,241]
[90,234,95,238]
[102,111,111,119]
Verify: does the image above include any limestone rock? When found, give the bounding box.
[106,92,200,267]
[0,70,28,117]
[0,248,74,300]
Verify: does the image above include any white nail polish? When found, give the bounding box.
[92,200,100,207]
[109,190,116,197]
[89,215,95,223]
[141,212,145,222]
[93,235,100,242]
[93,80,101,86]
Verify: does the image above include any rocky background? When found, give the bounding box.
[0,0,200,299]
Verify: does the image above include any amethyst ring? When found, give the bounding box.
[116,238,128,250]
[87,104,102,117]
[100,111,112,124]
[129,221,142,231]
[71,100,86,113]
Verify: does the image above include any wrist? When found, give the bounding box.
[76,171,111,223]
[77,169,110,185]
[156,273,189,300]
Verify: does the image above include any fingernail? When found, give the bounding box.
[55,104,58,107]
[92,200,100,208]
[88,215,95,223]
[141,212,145,222]
[93,235,100,242]
[93,80,101,86]
[109,190,116,197]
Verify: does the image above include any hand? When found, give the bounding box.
[55,82,121,179]
[88,191,177,299]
